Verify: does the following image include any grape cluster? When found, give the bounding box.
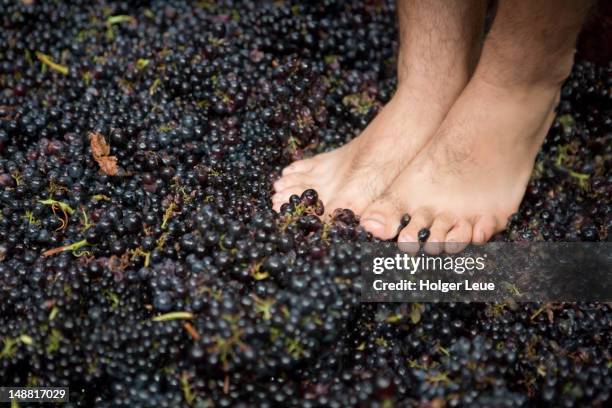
[0,0,610,406]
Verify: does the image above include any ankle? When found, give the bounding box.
[395,63,469,111]
[397,52,473,87]
[478,44,576,90]
[391,81,456,118]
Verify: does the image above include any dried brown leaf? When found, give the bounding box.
[97,155,119,176]
[89,132,119,175]
[89,132,110,157]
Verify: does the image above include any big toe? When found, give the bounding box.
[272,179,311,211]
[272,188,304,211]
[281,158,314,176]
[325,185,375,219]
[360,198,402,240]
[273,172,310,192]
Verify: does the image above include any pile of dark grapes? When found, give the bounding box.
[0,0,610,406]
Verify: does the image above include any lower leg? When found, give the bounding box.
[272,0,486,216]
[396,0,487,104]
[479,0,593,89]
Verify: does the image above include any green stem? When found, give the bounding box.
[42,239,89,257]
[39,198,75,214]
[152,312,194,322]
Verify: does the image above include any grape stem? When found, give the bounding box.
[42,239,89,257]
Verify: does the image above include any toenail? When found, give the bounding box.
[424,241,443,255]
[398,241,420,254]
[362,217,386,230]
[398,233,416,243]
[447,240,460,251]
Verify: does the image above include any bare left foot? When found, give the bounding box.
[360,75,559,253]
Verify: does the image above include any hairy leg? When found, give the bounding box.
[396,0,486,100]
[272,0,486,216]
[479,0,592,88]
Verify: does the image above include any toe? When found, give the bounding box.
[281,159,314,176]
[397,208,434,254]
[272,187,304,211]
[360,199,402,240]
[326,186,372,218]
[424,214,455,255]
[398,208,434,242]
[472,216,497,244]
[444,220,472,254]
[273,173,309,192]
[272,195,288,212]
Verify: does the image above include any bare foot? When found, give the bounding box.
[359,0,590,252]
[272,0,488,216]
[271,85,459,216]
[360,76,560,253]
